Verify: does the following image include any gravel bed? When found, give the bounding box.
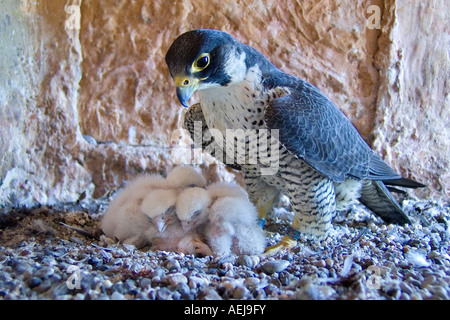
[0,196,449,300]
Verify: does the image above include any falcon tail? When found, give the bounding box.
[382,177,426,189]
[359,180,411,225]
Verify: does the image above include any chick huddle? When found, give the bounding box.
[101,166,266,257]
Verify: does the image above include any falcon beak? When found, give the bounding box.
[174,76,199,108]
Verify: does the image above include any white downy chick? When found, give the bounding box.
[160,166,210,254]
[207,196,266,257]
[176,184,266,257]
[165,166,207,190]
[141,188,185,252]
[101,166,206,247]
[175,187,214,256]
[176,187,212,232]
[141,188,206,255]
[141,189,178,233]
[206,182,265,256]
[100,174,166,247]
[206,181,249,201]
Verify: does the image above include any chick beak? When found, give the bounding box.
[174,76,199,108]
[154,216,167,233]
[181,221,192,232]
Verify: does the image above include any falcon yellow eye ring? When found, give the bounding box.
[192,53,210,72]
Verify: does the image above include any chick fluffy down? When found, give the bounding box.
[207,197,266,256]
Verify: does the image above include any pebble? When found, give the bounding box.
[233,285,250,299]
[261,260,290,274]
[111,291,126,300]
[295,282,336,300]
[400,282,414,294]
[165,273,188,287]
[34,266,55,278]
[236,255,253,268]
[421,275,437,289]
[313,260,327,268]
[199,288,222,300]
[430,286,449,299]
[165,259,181,271]
[102,279,113,289]
[156,287,172,300]
[244,277,261,290]
[139,278,152,288]
[188,276,209,289]
[406,251,430,268]
[29,277,42,288]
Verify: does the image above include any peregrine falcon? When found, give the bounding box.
[165,29,424,255]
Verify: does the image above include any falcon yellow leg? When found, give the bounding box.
[263,235,298,257]
[257,200,273,228]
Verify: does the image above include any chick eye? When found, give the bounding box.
[193,53,210,71]
[164,206,175,216]
[192,210,202,218]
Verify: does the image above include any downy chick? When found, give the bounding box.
[175,187,214,256]
[165,165,207,190]
[176,184,266,257]
[142,188,206,255]
[207,195,266,257]
[100,174,165,247]
[101,166,206,247]
[206,181,249,200]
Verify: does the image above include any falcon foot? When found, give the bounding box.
[263,235,297,257]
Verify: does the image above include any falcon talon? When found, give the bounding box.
[263,235,298,257]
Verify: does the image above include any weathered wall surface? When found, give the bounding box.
[372,1,449,199]
[0,0,448,207]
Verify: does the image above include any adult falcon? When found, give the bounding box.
[165,29,424,255]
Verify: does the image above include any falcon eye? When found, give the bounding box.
[196,56,209,68]
[193,53,210,72]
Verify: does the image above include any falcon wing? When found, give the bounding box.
[263,76,401,183]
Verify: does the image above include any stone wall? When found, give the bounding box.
[0,0,448,208]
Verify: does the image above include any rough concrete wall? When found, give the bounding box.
[0,0,448,208]
[1,0,93,205]
[372,1,450,199]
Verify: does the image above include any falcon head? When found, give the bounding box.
[165,29,252,107]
